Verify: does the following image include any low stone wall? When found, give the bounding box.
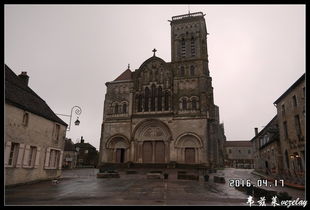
[126,170,138,174]
[213,176,225,183]
[147,173,162,179]
[177,171,199,181]
[97,172,120,178]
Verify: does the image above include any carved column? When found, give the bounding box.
[129,91,133,116]
[138,141,143,163]
[162,96,164,112]
[130,141,134,162]
[113,148,117,163]
[142,97,145,113]
[152,141,155,163]
[195,148,199,163]
[164,141,169,163]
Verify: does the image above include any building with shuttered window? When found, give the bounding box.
[5,65,67,186]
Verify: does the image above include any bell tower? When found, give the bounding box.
[170,12,209,62]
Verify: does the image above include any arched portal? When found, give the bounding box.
[106,135,130,163]
[175,133,203,164]
[133,119,172,163]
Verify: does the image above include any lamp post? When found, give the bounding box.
[56,106,82,131]
[76,146,80,168]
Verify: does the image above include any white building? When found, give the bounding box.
[5,65,67,186]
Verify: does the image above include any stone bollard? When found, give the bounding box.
[253,186,277,202]
[126,170,137,174]
[164,173,169,179]
[277,192,292,202]
[97,172,120,178]
[213,176,225,183]
[147,173,162,179]
[204,175,209,182]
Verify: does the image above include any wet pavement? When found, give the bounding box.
[5,168,305,206]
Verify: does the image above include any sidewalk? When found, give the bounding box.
[251,171,304,190]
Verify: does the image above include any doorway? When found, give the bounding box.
[185,148,195,163]
[116,148,125,163]
[142,141,153,163]
[142,141,165,163]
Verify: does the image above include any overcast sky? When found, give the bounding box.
[5,5,305,149]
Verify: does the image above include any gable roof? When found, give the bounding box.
[250,115,278,142]
[75,142,97,150]
[274,73,305,104]
[114,68,132,81]
[138,55,166,70]
[5,64,67,126]
[64,139,76,151]
[224,141,252,147]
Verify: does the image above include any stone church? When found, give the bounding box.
[99,12,225,169]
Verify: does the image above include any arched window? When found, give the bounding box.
[138,95,142,112]
[114,104,119,114]
[155,70,159,81]
[145,87,150,111]
[158,86,162,111]
[191,36,195,57]
[151,84,156,111]
[182,98,187,110]
[122,103,127,114]
[181,38,185,48]
[285,150,290,169]
[181,38,186,58]
[180,66,185,76]
[144,72,148,81]
[164,91,169,111]
[137,79,140,89]
[22,112,29,126]
[192,98,197,110]
[149,71,153,81]
[190,65,195,76]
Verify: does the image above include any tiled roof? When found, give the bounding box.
[274,73,305,104]
[114,68,132,81]
[64,139,76,151]
[250,115,278,141]
[75,142,97,150]
[224,141,252,147]
[5,64,67,126]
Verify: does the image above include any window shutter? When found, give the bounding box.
[4,141,12,167]
[44,148,51,168]
[34,147,41,168]
[16,143,25,168]
[58,151,64,169]
[23,145,31,167]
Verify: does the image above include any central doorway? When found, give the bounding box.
[142,141,165,163]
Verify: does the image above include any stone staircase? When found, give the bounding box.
[98,162,209,172]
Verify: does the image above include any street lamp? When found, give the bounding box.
[56,106,82,131]
[76,146,80,168]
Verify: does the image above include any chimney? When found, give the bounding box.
[18,72,29,86]
[254,128,258,136]
[80,136,84,143]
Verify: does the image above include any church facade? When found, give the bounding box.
[99,12,225,168]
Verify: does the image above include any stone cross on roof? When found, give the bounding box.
[152,48,157,56]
